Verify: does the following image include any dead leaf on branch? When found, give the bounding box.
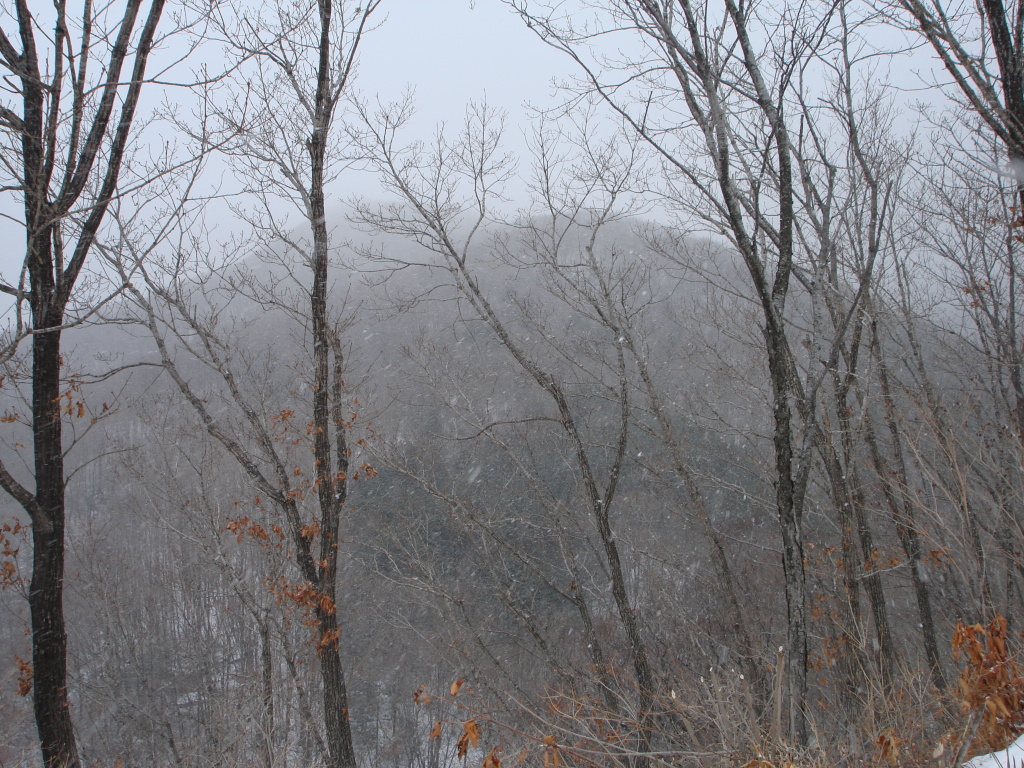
[450,677,464,696]
[317,627,341,653]
[952,614,1024,751]
[15,656,31,696]
[542,735,561,767]
[413,685,431,706]
[456,719,480,759]
[876,728,900,766]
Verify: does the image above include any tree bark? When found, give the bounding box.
[30,318,77,768]
[306,3,357,764]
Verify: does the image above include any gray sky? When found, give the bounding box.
[0,0,944,297]
[0,1,574,294]
[360,0,569,119]
[349,0,576,199]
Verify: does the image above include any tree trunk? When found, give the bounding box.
[765,330,809,744]
[306,1,357,764]
[319,608,356,768]
[30,321,80,768]
[260,619,275,768]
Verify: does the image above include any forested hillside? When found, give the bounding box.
[3,0,1024,767]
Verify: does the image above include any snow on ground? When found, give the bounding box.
[965,735,1024,768]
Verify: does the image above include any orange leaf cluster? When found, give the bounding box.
[268,578,335,620]
[222,515,285,546]
[482,746,502,768]
[299,520,321,541]
[15,656,31,696]
[593,716,620,743]
[413,685,431,706]
[808,592,837,624]
[271,410,301,443]
[863,548,902,572]
[922,547,952,567]
[0,520,24,589]
[272,409,295,426]
[57,387,86,419]
[456,719,480,759]
[875,727,901,766]
[541,735,561,767]
[953,614,1024,751]
[317,627,341,654]
[821,635,847,668]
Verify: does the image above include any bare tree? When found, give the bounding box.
[0,2,202,764]
[351,100,676,762]
[890,0,1024,208]
[507,0,898,742]
[122,2,382,766]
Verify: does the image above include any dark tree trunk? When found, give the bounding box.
[318,608,356,768]
[767,343,809,744]
[260,619,275,768]
[30,322,78,768]
[307,3,357,764]
[0,2,165,764]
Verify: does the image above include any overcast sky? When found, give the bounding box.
[0,0,941,294]
[347,0,578,201]
[0,1,577,290]
[360,1,570,119]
